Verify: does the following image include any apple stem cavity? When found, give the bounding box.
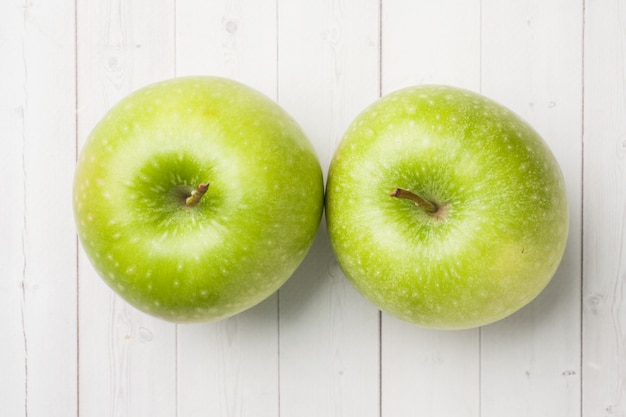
[185,182,210,207]
[390,188,439,214]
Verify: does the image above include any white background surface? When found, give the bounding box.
[1,0,623,416]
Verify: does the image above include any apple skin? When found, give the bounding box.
[325,85,569,329]
[73,76,324,322]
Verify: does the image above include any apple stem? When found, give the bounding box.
[185,183,210,207]
[390,188,438,214]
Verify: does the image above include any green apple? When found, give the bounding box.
[73,76,324,322]
[326,85,568,329]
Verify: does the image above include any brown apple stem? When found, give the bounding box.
[185,182,210,207]
[390,188,438,214]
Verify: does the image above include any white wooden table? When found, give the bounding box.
[1,1,623,416]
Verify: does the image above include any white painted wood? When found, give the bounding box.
[3,1,626,416]
[76,1,177,416]
[177,302,280,417]
[380,1,482,416]
[583,0,626,415]
[0,1,78,416]
[382,0,482,92]
[175,0,278,98]
[0,2,29,415]
[479,1,583,416]
[276,1,381,416]
[175,1,281,416]
[279,224,381,417]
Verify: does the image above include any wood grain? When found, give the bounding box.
[76,1,177,416]
[381,1,482,415]
[0,0,77,415]
[480,1,583,416]
[277,1,381,416]
[175,1,281,416]
[1,0,624,416]
[583,0,626,415]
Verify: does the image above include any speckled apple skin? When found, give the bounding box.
[74,76,324,322]
[326,85,569,329]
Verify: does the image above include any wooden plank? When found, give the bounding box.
[0,2,30,414]
[479,2,583,417]
[175,0,278,97]
[0,0,78,416]
[177,302,280,417]
[2,1,619,416]
[277,0,381,416]
[174,1,281,416]
[583,0,626,415]
[380,1,482,415]
[382,0,482,92]
[76,1,177,416]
